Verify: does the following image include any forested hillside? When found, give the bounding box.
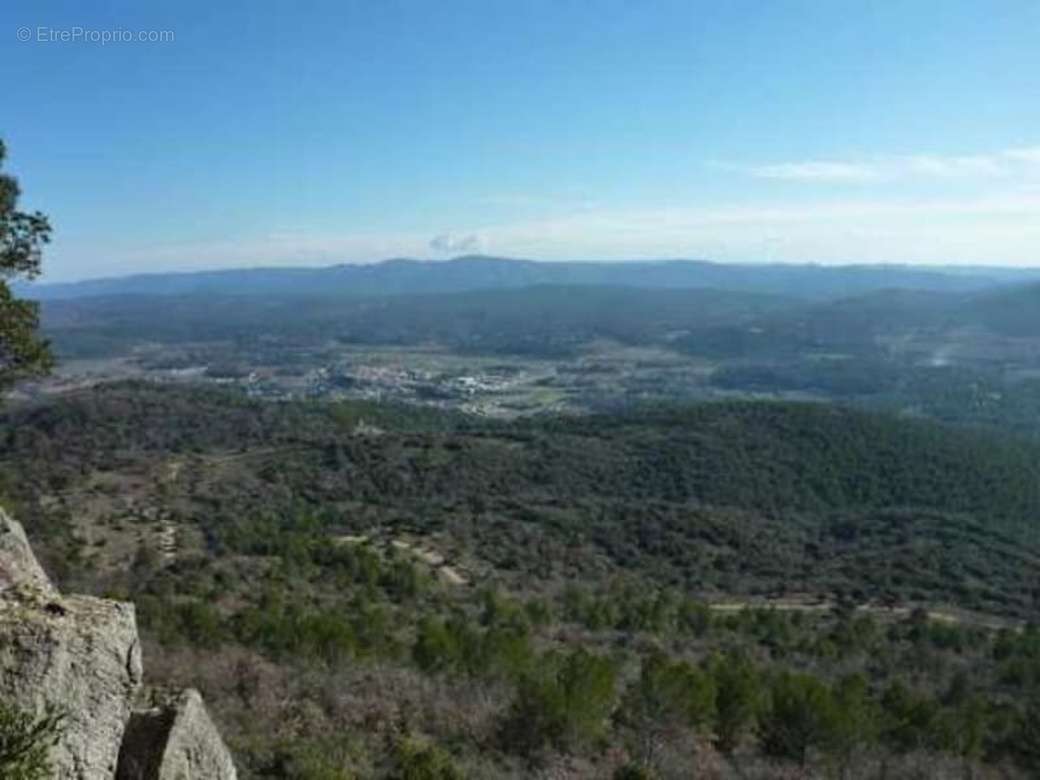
[35,280,1040,363]
[41,285,796,359]
[4,384,1040,777]
[968,282,1040,336]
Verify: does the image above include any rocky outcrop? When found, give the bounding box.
[0,587,142,778]
[0,508,236,779]
[0,506,56,597]
[117,689,237,780]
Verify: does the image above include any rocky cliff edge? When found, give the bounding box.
[0,507,237,780]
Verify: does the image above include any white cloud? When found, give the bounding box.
[1003,147,1040,165]
[748,161,883,183]
[738,146,1040,184]
[429,232,484,254]
[902,155,1006,178]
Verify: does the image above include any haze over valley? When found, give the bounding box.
[19,256,1040,438]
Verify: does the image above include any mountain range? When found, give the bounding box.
[22,255,1040,301]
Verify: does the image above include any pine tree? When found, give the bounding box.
[0,139,52,390]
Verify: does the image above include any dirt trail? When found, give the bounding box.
[707,598,1019,631]
[338,536,470,586]
[156,517,177,563]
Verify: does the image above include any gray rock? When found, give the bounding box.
[117,689,238,780]
[0,506,56,597]
[0,593,143,779]
[0,510,143,779]
[0,508,235,779]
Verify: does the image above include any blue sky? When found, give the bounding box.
[3,0,1040,280]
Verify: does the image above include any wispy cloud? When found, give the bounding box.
[429,232,483,254]
[901,154,1007,178]
[749,161,883,183]
[1004,147,1040,164]
[735,146,1040,183]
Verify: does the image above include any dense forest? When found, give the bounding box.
[5,383,1040,777]
[40,285,796,360]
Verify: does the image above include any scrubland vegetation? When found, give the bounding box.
[5,383,1040,777]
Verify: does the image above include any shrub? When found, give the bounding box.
[504,648,618,753]
[618,651,716,768]
[394,736,463,780]
[0,701,64,780]
[758,671,835,766]
[708,652,761,754]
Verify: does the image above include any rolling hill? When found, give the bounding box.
[22,255,1040,301]
[7,383,1040,776]
[5,383,1040,616]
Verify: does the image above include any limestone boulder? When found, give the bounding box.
[0,507,235,780]
[0,506,56,597]
[0,509,143,779]
[117,689,238,780]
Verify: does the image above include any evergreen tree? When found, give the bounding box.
[619,651,716,769]
[709,652,761,754]
[0,139,52,390]
[758,671,835,766]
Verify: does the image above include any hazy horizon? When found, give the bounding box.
[23,253,1040,288]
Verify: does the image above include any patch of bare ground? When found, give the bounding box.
[337,534,471,586]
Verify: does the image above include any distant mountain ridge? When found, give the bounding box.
[22,255,1040,301]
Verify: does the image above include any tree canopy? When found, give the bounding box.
[0,139,52,389]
